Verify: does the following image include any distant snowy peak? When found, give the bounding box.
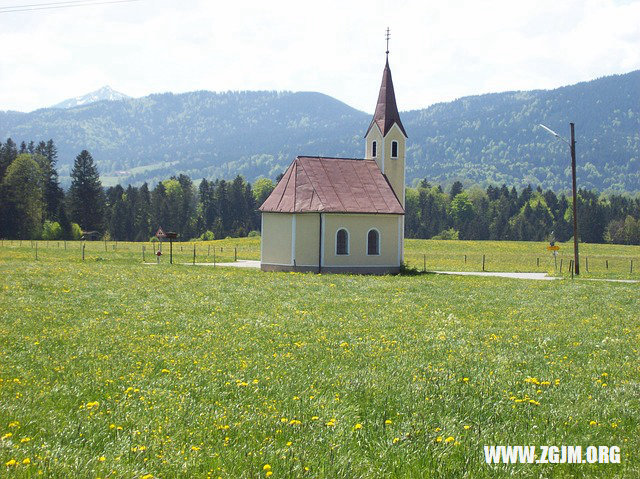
[52,86,130,109]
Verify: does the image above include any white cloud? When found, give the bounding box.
[0,0,638,112]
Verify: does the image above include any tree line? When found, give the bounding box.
[405,180,640,244]
[1,138,639,245]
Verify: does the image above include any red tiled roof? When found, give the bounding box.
[259,156,404,214]
[365,58,407,138]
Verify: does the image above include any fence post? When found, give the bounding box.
[208,245,210,256]
[537,257,540,267]
[142,245,145,262]
[193,244,196,265]
[559,258,563,272]
[585,256,589,272]
[570,259,574,279]
[464,254,467,264]
[234,247,237,262]
[482,254,486,272]
[82,243,85,261]
[631,259,634,274]
[213,249,216,267]
[35,242,38,260]
[606,259,608,270]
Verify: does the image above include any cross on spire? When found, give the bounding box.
[385,27,390,56]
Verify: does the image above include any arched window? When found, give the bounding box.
[336,228,349,255]
[367,229,380,255]
[372,141,377,158]
[391,140,398,158]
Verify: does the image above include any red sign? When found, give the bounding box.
[156,227,166,238]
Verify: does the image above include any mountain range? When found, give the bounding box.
[51,86,130,109]
[1,71,638,192]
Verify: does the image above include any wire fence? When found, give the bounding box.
[1,238,638,279]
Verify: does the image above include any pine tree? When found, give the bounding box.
[33,140,63,221]
[135,183,152,241]
[0,138,18,180]
[68,150,105,232]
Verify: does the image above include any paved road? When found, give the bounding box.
[187,260,261,269]
[434,271,557,280]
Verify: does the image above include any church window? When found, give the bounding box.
[391,141,398,158]
[367,229,380,255]
[372,141,377,158]
[336,229,349,255]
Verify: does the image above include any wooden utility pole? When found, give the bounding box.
[570,123,580,275]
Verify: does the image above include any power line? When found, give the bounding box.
[0,0,141,13]
[0,0,98,10]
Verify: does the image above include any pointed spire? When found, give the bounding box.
[366,57,407,138]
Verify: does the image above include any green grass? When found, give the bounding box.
[0,239,639,478]
[404,239,640,280]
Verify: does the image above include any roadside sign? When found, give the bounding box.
[547,245,560,251]
[156,227,166,238]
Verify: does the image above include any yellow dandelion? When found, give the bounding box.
[589,420,597,426]
[463,425,471,430]
[392,437,400,444]
[22,458,31,465]
[436,436,442,442]
[263,464,271,471]
[191,446,200,451]
[266,472,273,478]
[384,419,392,425]
[2,432,13,440]
[5,459,17,466]
[98,456,106,462]
[353,423,362,430]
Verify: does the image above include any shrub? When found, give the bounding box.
[41,221,62,240]
[248,230,261,237]
[432,228,459,240]
[70,223,83,240]
[199,231,215,241]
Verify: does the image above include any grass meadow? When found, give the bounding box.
[0,238,639,478]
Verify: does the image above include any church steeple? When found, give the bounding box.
[364,37,407,208]
[365,57,407,138]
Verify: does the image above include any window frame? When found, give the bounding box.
[335,228,350,256]
[391,140,398,159]
[366,228,380,256]
[372,141,377,158]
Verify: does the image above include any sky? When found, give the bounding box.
[1,0,639,113]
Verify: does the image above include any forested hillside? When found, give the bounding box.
[1,70,638,191]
